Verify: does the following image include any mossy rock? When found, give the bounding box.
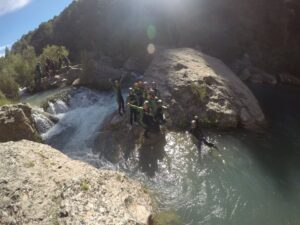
[191,83,207,103]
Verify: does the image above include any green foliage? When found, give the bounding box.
[0,90,12,106]
[24,161,35,168]
[80,181,90,191]
[191,83,207,102]
[0,44,37,97]
[39,45,69,67]
[0,71,19,99]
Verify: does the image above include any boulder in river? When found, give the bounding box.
[0,140,153,225]
[144,48,266,130]
[0,104,41,142]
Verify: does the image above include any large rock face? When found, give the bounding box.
[0,140,153,225]
[0,104,41,142]
[145,48,266,130]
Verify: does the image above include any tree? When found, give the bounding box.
[39,45,69,67]
[4,47,9,58]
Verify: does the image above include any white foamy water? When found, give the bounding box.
[32,112,55,134]
[42,87,116,165]
[46,99,69,114]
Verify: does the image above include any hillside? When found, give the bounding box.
[11,0,300,75]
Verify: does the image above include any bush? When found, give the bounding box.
[0,72,19,99]
[39,45,69,68]
[0,90,12,106]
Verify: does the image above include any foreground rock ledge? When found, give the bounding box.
[0,141,153,225]
[145,48,266,130]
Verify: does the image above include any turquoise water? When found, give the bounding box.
[31,85,300,225]
[125,85,300,225]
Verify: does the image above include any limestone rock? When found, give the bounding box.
[0,104,41,142]
[144,48,266,130]
[0,140,153,225]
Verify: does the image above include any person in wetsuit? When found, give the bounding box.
[128,101,155,138]
[109,76,125,115]
[189,119,215,149]
[127,87,139,125]
[154,99,167,125]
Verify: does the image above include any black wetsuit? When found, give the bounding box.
[111,79,125,115]
[154,106,166,125]
[189,127,214,149]
[127,93,138,125]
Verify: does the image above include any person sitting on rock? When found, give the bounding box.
[128,101,155,138]
[189,119,215,150]
[109,76,125,115]
[127,87,139,125]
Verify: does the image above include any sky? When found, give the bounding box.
[0,0,73,56]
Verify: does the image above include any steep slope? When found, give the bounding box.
[12,0,300,76]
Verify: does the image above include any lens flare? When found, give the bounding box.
[147,25,157,40]
[147,43,156,55]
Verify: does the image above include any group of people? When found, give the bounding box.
[34,55,71,87]
[110,76,216,148]
[110,77,167,138]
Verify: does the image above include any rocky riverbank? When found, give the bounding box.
[0,140,153,225]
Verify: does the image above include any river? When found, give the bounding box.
[23,85,300,225]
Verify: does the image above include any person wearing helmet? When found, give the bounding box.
[134,82,144,106]
[147,90,158,115]
[154,99,167,125]
[109,75,125,115]
[189,119,215,149]
[128,100,154,138]
[151,81,160,98]
[127,87,139,125]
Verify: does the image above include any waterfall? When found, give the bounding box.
[46,100,69,114]
[42,87,115,164]
[32,111,55,134]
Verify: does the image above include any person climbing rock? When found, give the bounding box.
[128,101,155,138]
[154,99,167,125]
[189,120,215,149]
[127,87,139,125]
[34,63,42,88]
[109,76,125,115]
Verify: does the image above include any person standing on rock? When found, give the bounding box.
[127,87,139,125]
[128,101,155,138]
[151,81,160,98]
[109,76,125,115]
[133,82,144,106]
[154,100,167,126]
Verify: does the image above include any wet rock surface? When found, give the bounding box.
[144,48,266,130]
[0,140,153,225]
